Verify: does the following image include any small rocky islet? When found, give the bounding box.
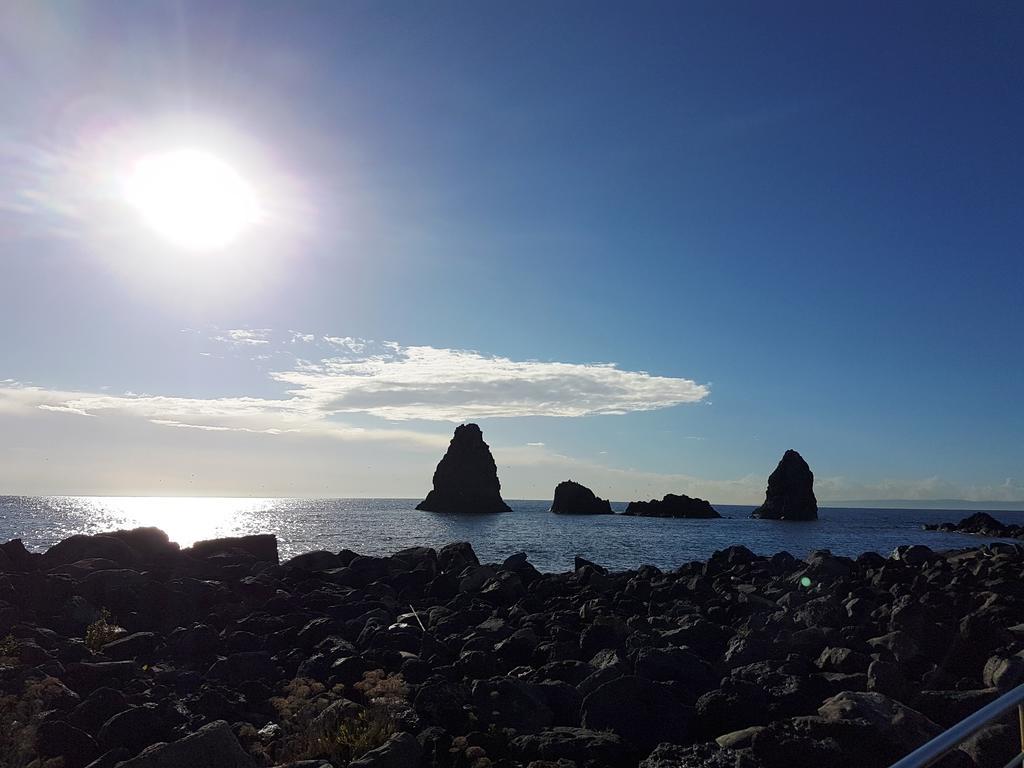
[925,512,1024,541]
[2,525,1024,768]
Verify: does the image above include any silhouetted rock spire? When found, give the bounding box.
[416,423,511,513]
[551,480,613,515]
[751,449,818,521]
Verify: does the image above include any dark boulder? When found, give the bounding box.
[207,651,282,684]
[692,680,770,741]
[471,677,554,731]
[751,449,818,521]
[415,423,512,513]
[97,703,174,755]
[960,724,1019,768]
[65,661,137,695]
[633,646,716,690]
[550,480,613,515]
[69,687,131,734]
[414,678,473,732]
[283,550,344,571]
[438,541,480,573]
[0,538,40,571]
[111,720,255,768]
[42,534,140,569]
[104,528,180,560]
[623,493,720,519]
[34,719,100,768]
[101,631,159,661]
[581,674,691,751]
[348,732,421,768]
[817,690,943,760]
[640,742,762,768]
[510,727,630,765]
[186,534,279,564]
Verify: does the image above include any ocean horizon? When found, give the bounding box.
[4,495,1022,572]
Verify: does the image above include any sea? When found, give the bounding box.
[1,496,1021,573]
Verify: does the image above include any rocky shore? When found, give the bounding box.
[2,529,1023,768]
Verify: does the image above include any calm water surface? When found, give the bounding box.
[2,496,1021,572]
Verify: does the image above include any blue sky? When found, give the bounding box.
[0,2,1021,504]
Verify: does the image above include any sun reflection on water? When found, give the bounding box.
[59,496,279,548]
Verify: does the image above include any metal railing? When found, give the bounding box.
[888,683,1024,768]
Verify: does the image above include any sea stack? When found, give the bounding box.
[751,449,818,521]
[550,480,613,515]
[623,493,720,518]
[416,423,512,513]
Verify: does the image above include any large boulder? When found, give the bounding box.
[185,534,279,563]
[510,727,630,765]
[751,449,818,521]
[112,720,255,768]
[0,538,41,571]
[550,480,613,515]
[416,424,511,513]
[348,732,421,768]
[817,690,941,758]
[41,534,140,568]
[581,675,691,751]
[623,493,720,519]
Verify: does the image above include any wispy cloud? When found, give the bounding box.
[215,328,272,346]
[269,337,709,421]
[0,332,710,447]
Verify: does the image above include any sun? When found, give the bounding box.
[123,148,259,251]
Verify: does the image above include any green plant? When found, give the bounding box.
[85,608,124,652]
[0,634,17,659]
[275,671,409,766]
[333,707,398,763]
[0,677,76,768]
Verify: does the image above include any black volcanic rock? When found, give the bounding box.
[551,480,613,515]
[924,512,1024,540]
[623,493,720,518]
[416,423,512,513]
[751,449,818,521]
[7,522,1024,768]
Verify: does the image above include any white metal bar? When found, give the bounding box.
[888,684,1024,768]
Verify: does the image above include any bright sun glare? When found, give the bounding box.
[123,148,259,251]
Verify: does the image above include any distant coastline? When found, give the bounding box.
[826,499,1024,512]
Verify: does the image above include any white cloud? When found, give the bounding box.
[3,335,706,459]
[323,336,368,353]
[216,328,271,346]
[270,340,709,421]
[0,334,709,456]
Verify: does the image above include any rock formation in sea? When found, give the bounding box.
[550,480,613,515]
[924,511,1024,540]
[416,423,512,513]
[751,449,818,521]
[622,493,721,518]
